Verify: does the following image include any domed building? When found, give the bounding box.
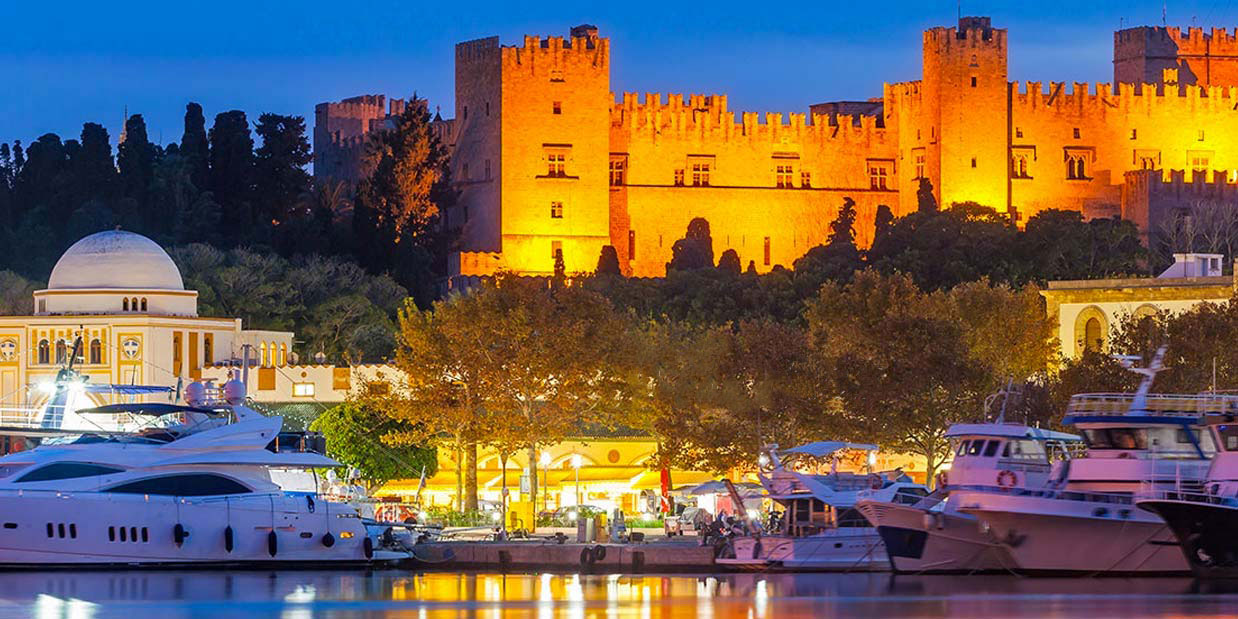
[0,230,295,423]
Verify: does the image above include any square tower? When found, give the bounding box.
[450,26,612,279]
[920,17,1010,210]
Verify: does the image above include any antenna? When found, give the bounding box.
[1114,345,1167,415]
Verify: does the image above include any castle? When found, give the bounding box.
[314,18,1238,283]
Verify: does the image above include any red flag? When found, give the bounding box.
[659,467,672,513]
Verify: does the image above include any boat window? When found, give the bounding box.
[1082,428,1147,450]
[104,474,251,496]
[836,507,871,527]
[0,463,31,479]
[966,440,986,456]
[1215,424,1238,452]
[1002,442,1011,457]
[983,441,1001,457]
[16,462,124,483]
[1005,440,1048,461]
[893,487,928,505]
[955,440,969,456]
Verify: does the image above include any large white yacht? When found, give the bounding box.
[855,421,1081,573]
[950,349,1228,574]
[0,379,388,567]
[717,442,927,571]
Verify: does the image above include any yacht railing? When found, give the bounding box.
[1067,393,1238,417]
[1137,478,1236,507]
[0,407,45,429]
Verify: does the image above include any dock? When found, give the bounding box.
[415,539,719,572]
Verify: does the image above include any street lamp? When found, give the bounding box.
[539,451,551,513]
[571,453,583,507]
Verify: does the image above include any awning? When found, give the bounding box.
[781,441,878,458]
[629,470,714,490]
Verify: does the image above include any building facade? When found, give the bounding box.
[315,18,1238,284]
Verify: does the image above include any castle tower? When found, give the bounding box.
[1115,26,1238,88]
[920,17,1009,210]
[449,25,612,280]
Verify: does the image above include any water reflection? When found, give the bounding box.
[4,570,1237,618]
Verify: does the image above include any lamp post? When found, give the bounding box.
[539,451,551,513]
[572,453,582,507]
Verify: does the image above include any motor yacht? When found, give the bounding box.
[0,379,401,567]
[950,349,1226,574]
[1138,410,1238,578]
[855,421,1081,573]
[716,442,927,571]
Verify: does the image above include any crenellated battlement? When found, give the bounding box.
[498,25,609,73]
[923,16,1007,51]
[1011,79,1238,112]
[1116,26,1238,54]
[610,92,885,143]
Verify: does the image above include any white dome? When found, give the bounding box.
[47,230,184,291]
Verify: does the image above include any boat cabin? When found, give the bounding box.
[943,424,1081,490]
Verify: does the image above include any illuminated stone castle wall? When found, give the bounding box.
[315,18,1238,281]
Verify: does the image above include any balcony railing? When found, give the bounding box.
[1067,393,1238,417]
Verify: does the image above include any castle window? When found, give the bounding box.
[550,201,564,219]
[628,230,636,261]
[763,237,771,266]
[1198,130,1206,142]
[1066,153,1089,180]
[971,158,977,169]
[1073,128,1081,139]
[37,340,49,365]
[868,162,891,190]
[691,162,711,187]
[913,150,926,179]
[1190,151,1212,174]
[1015,127,1023,139]
[970,76,977,87]
[89,339,101,365]
[123,298,129,312]
[140,298,147,312]
[546,153,566,177]
[800,171,811,188]
[673,169,685,186]
[551,240,563,261]
[1130,129,1137,140]
[1012,152,1031,179]
[775,165,794,188]
[550,70,565,83]
[552,101,562,115]
[609,158,626,186]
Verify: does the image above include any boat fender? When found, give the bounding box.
[996,470,1017,490]
[592,545,607,562]
[363,536,374,559]
[224,526,234,553]
[267,531,278,557]
[580,547,594,565]
[173,523,189,547]
[322,532,335,548]
[869,474,883,490]
[306,495,315,513]
[751,540,762,560]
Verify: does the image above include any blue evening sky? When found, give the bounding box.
[1,1,1235,147]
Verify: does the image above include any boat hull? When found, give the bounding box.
[1139,499,1238,579]
[956,490,1186,574]
[0,491,382,567]
[855,499,1013,573]
[719,530,888,572]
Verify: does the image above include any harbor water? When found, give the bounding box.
[6,569,1238,618]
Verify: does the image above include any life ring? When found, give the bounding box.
[869,474,883,490]
[996,470,1017,490]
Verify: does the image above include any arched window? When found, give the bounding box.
[140,298,147,312]
[89,338,102,365]
[278,343,286,366]
[54,340,66,365]
[260,342,269,367]
[37,340,49,365]
[131,298,139,311]
[122,298,129,312]
[1084,318,1103,352]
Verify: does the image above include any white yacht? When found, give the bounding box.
[717,442,927,571]
[0,379,394,567]
[950,349,1226,574]
[855,422,1081,573]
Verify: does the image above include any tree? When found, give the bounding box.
[595,245,622,276]
[667,217,714,271]
[793,197,862,288]
[309,400,437,494]
[1021,210,1144,282]
[181,103,210,191]
[117,115,159,230]
[874,204,894,242]
[717,249,741,274]
[916,177,938,214]
[253,113,312,226]
[68,123,116,214]
[0,271,36,315]
[209,111,255,237]
[867,202,1022,290]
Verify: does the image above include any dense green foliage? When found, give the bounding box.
[309,401,437,493]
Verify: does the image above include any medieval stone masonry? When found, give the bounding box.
[313,17,1238,283]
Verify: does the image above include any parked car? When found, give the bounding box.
[665,506,712,536]
[539,505,606,527]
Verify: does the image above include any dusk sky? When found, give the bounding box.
[2,0,1236,148]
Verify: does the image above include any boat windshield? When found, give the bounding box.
[41,434,167,446]
[1214,423,1238,451]
[1081,426,1214,458]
